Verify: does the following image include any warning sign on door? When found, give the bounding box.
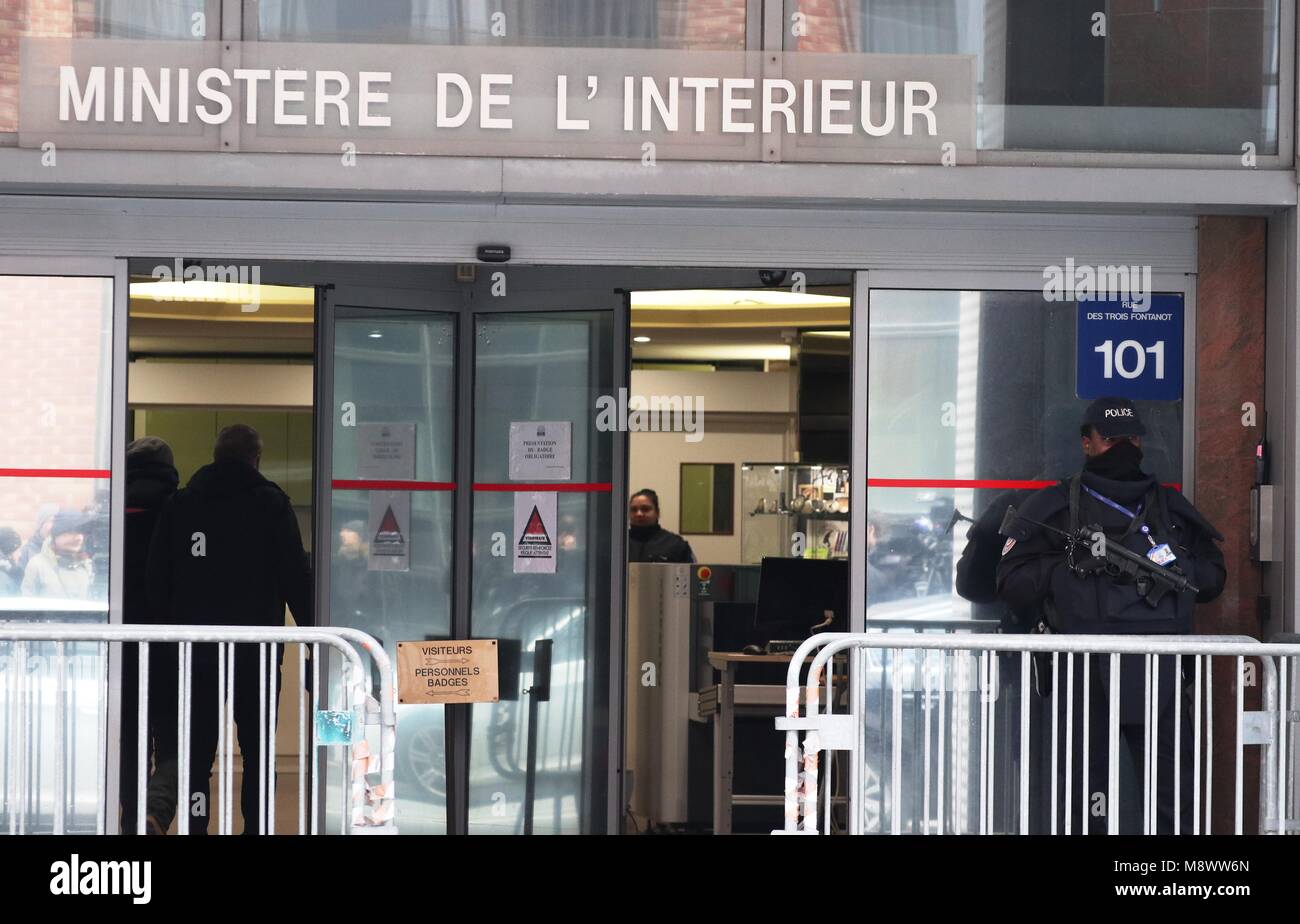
[514,492,558,574]
[368,492,411,572]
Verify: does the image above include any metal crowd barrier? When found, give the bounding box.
[0,624,396,836]
[777,632,1298,836]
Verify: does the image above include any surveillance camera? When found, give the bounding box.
[758,270,788,288]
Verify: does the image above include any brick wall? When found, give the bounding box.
[0,0,101,134]
[667,0,747,51]
[0,275,111,542]
[1194,216,1267,833]
[790,0,856,53]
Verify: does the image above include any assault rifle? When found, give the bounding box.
[999,505,1199,606]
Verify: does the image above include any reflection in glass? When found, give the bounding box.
[0,274,114,832]
[326,312,455,834]
[256,0,747,49]
[784,0,1283,155]
[0,1,214,131]
[85,1,212,39]
[470,313,613,834]
[866,289,1183,622]
[0,640,109,833]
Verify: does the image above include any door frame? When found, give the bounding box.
[310,265,633,833]
[0,255,127,831]
[852,267,1199,630]
[309,263,857,833]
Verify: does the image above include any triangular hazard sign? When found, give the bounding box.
[518,505,551,545]
[375,505,404,543]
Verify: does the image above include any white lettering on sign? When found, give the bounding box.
[60,63,392,127]
[30,41,978,164]
[48,57,952,140]
[1094,340,1165,380]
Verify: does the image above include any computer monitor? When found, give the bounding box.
[753,557,849,644]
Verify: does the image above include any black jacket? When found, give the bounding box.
[996,471,1225,635]
[628,525,695,564]
[147,459,312,627]
[124,457,178,625]
[954,490,1034,629]
[955,490,1030,605]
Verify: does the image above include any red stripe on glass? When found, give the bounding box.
[868,478,1055,490]
[473,483,613,492]
[868,477,1182,492]
[331,480,455,491]
[0,468,111,479]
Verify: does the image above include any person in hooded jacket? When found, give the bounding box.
[118,437,179,833]
[628,489,695,563]
[996,397,1225,834]
[21,509,93,599]
[15,503,56,580]
[146,423,312,834]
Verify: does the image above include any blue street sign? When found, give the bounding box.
[1076,294,1183,401]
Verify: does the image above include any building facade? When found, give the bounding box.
[0,1,1295,835]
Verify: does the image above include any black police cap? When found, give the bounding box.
[1082,396,1146,439]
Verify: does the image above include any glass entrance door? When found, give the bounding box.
[319,290,457,834]
[317,270,623,835]
[468,309,616,834]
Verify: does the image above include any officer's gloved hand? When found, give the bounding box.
[1070,531,1111,577]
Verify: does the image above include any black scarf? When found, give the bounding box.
[1084,440,1146,481]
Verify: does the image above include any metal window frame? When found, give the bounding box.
[1,0,1291,167]
[1265,208,1300,639]
[763,0,1295,169]
[0,255,127,829]
[852,267,1199,632]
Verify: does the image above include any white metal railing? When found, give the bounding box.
[777,632,1299,836]
[0,624,396,835]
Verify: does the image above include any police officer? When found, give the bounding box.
[996,397,1225,834]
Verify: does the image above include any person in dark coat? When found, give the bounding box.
[146,423,312,834]
[0,527,22,596]
[954,489,1034,621]
[996,397,1226,834]
[628,488,695,563]
[119,437,179,833]
[331,519,371,624]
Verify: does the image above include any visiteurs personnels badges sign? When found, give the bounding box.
[19,39,976,164]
